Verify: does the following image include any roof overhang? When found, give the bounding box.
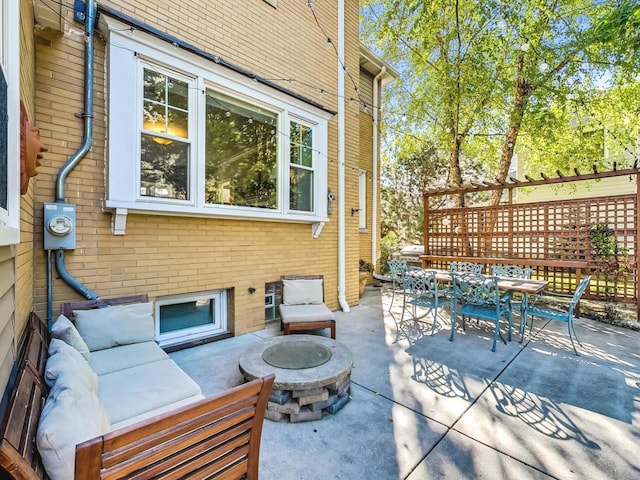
[359,44,399,85]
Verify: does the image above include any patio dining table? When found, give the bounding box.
[409,268,549,340]
[415,268,549,295]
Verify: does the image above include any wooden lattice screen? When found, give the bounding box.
[425,194,636,303]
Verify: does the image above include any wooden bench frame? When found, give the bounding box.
[0,299,274,479]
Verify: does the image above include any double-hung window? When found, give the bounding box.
[140,67,191,200]
[0,0,20,246]
[102,15,330,228]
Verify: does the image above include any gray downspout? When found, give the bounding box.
[52,0,98,301]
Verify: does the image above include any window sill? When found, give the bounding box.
[0,225,20,247]
[105,200,329,233]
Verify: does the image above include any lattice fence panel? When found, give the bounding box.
[426,194,636,303]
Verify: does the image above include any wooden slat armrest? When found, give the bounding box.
[75,374,275,480]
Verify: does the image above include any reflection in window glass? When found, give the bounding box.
[290,121,314,212]
[140,134,189,199]
[142,69,189,141]
[204,90,278,209]
[159,298,215,334]
[140,68,190,199]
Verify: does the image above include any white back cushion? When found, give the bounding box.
[50,314,90,361]
[37,384,110,480]
[46,339,98,394]
[282,279,324,305]
[74,302,155,351]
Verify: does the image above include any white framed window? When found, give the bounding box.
[289,119,315,213]
[155,289,227,348]
[358,170,367,230]
[0,0,20,246]
[103,16,330,224]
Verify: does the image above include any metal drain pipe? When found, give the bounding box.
[51,0,98,304]
[337,0,350,312]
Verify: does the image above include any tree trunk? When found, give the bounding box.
[448,137,464,207]
[480,55,533,255]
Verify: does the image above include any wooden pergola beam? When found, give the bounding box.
[423,166,640,197]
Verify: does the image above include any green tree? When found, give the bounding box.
[362,0,630,208]
[380,137,446,243]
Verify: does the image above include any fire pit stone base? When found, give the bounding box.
[239,335,353,423]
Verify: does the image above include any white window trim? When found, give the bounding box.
[358,170,367,231]
[0,0,20,246]
[155,289,227,348]
[102,15,330,230]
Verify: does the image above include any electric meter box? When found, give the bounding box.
[44,203,76,250]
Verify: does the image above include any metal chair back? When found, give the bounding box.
[525,275,592,355]
[397,269,441,339]
[450,272,513,351]
[491,265,532,279]
[451,261,484,274]
[387,259,409,311]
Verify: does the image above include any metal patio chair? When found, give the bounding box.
[451,261,484,274]
[524,275,592,355]
[398,269,441,341]
[492,264,533,338]
[387,259,408,311]
[449,272,513,352]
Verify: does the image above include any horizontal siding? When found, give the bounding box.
[515,176,637,203]
[0,248,16,400]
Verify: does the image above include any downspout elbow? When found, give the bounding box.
[55,250,99,300]
[339,293,350,313]
[55,132,92,202]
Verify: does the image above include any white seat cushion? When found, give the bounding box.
[110,394,205,431]
[98,358,202,424]
[279,304,335,323]
[89,341,169,376]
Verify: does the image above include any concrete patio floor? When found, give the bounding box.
[169,285,640,480]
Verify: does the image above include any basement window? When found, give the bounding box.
[155,290,228,348]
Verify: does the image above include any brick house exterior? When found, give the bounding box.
[1,0,396,395]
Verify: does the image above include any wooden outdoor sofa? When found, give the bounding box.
[0,296,274,479]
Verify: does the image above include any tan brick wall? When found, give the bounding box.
[343,0,362,303]
[359,112,374,266]
[32,0,366,333]
[358,69,374,268]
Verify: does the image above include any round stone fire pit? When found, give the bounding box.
[239,335,353,422]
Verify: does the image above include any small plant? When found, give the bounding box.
[359,259,374,273]
[589,222,630,276]
[379,232,401,275]
[589,222,631,322]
